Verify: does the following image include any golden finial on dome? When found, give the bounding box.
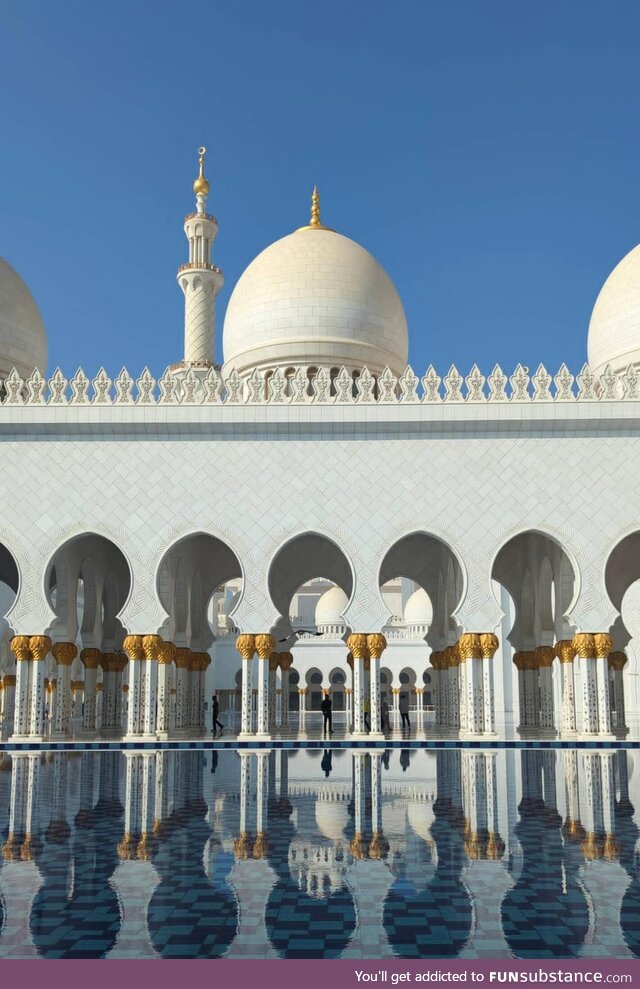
[296,184,334,232]
[310,185,321,226]
[193,146,210,198]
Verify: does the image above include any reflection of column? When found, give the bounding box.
[348,634,368,735]
[562,749,582,838]
[556,640,577,736]
[255,634,274,739]
[28,635,51,738]
[235,752,253,857]
[536,646,556,738]
[367,633,386,739]
[236,635,256,737]
[51,642,76,739]
[80,648,102,733]
[124,635,144,737]
[609,652,628,737]
[254,751,269,856]
[351,752,367,858]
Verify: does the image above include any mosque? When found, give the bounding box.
[0,147,639,744]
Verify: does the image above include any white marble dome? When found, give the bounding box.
[0,258,47,380]
[315,586,349,627]
[588,244,640,377]
[222,225,408,377]
[404,587,433,625]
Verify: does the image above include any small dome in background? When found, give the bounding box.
[587,244,640,377]
[404,587,433,625]
[315,586,349,627]
[0,258,47,380]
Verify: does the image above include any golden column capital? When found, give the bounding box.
[513,651,528,671]
[572,633,596,660]
[278,652,293,670]
[555,640,576,664]
[194,652,211,670]
[255,633,276,660]
[367,632,387,659]
[458,633,481,662]
[594,632,613,659]
[95,683,103,692]
[80,648,102,669]
[235,634,256,661]
[347,633,369,661]
[298,687,308,695]
[391,687,401,695]
[29,635,52,661]
[175,646,192,669]
[3,675,16,687]
[10,635,31,662]
[52,641,77,666]
[429,651,442,670]
[608,651,627,672]
[535,646,555,669]
[142,635,163,661]
[479,633,499,659]
[158,641,177,665]
[269,655,280,672]
[71,679,84,692]
[123,634,144,660]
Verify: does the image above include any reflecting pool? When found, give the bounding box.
[0,747,639,959]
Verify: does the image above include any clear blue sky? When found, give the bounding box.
[2,0,640,378]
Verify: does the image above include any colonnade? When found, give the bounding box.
[1,634,211,741]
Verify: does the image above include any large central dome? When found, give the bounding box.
[222,206,408,377]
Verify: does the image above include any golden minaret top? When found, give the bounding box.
[193,146,210,198]
[297,185,334,232]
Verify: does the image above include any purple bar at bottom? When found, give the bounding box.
[4,958,639,988]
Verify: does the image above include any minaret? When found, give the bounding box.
[175,147,223,368]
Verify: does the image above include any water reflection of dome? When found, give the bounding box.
[315,800,349,841]
[288,841,347,899]
[407,799,436,844]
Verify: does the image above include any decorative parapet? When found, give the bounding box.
[1,362,639,407]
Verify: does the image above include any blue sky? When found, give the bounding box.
[2,0,640,377]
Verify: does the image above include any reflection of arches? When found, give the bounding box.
[268,534,353,637]
[380,533,464,648]
[265,877,356,958]
[157,533,242,647]
[46,533,131,648]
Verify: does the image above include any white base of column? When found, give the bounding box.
[366,731,385,741]
[237,732,255,741]
[253,732,272,741]
[50,731,74,741]
[350,730,370,739]
[536,729,558,739]
[614,727,630,738]
[560,729,578,740]
[9,734,44,743]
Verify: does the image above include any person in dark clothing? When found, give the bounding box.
[320,694,333,734]
[321,749,333,777]
[210,751,218,774]
[211,695,224,734]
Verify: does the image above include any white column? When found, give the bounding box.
[449,658,461,730]
[392,686,400,732]
[175,649,191,732]
[368,644,384,738]
[298,688,307,734]
[81,649,101,733]
[609,653,628,736]
[458,654,469,732]
[280,660,291,728]
[536,647,556,737]
[124,635,144,737]
[575,635,599,735]
[156,647,174,737]
[594,634,613,737]
[140,636,162,737]
[268,659,277,730]
[236,635,256,737]
[556,641,577,735]
[2,675,16,737]
[28,636,51,738]
[255,635,274,738]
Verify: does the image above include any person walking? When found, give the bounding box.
[211,694,224,734]
[399,693,410,731]
[381,699,391,733]
[321,693,333,735]
[363,696,371,732]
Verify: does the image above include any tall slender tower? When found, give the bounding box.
[175,147,223,368]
